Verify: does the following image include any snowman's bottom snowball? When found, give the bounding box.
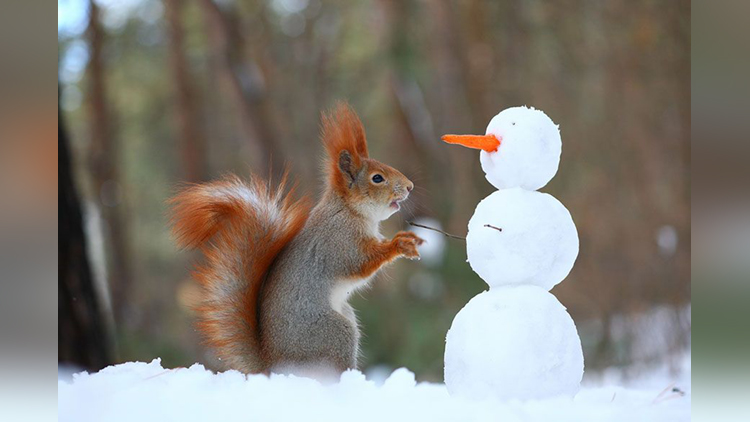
[444,286,583,401]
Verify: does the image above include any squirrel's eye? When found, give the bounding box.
[372,174,384,184]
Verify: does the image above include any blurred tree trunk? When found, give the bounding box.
[86,0,132,329]
[672,0,691,304]
[165,0,206,182]
[669,0,692,355]
[422,0,485,233]
[378,0,447,218]
[200,0,283,177]
[59,104,111,371]
[462,0,495,120]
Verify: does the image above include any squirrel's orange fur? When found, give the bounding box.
[354,232,423,279]
[169,175,310,371]
[321,102,369,196]
[170,102,421,376]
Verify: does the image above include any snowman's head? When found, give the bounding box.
[442,106,561,191]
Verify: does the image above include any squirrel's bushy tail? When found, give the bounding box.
[169,174,309,373]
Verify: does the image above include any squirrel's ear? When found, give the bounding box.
[338,150,357,187]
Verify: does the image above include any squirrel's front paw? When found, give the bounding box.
[393,231,425,260]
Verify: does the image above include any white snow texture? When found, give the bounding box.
[444,286,584,401]
[479,106,561,191]
[466,188,579,290]
[58,358,689,422]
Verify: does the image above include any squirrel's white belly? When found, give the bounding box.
[330,277,372,317]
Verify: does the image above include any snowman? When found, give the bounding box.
[441,107,584,401]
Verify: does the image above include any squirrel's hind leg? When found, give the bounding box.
[267,311,358,380]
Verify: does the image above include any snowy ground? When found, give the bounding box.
[58,354,690,422]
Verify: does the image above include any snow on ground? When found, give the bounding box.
[59,355,690,422]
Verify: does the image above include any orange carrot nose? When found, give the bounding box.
[441,134,501,152]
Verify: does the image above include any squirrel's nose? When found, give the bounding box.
[406,182,413,193]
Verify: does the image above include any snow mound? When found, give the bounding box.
[58,359,689,422]
[444,286,584,401]
[466,188,579,290]
[479,106,561,191]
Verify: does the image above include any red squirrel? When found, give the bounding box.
[169,102,424,378]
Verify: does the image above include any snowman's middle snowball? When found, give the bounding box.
[466,188,579,290]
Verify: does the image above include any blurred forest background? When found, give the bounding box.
[58,0,690,382]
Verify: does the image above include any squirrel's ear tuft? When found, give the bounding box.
[321,101,369,166]
[321,101,369,194]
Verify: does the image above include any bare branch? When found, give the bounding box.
[406,221,466,241]
[484,224,503,232]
